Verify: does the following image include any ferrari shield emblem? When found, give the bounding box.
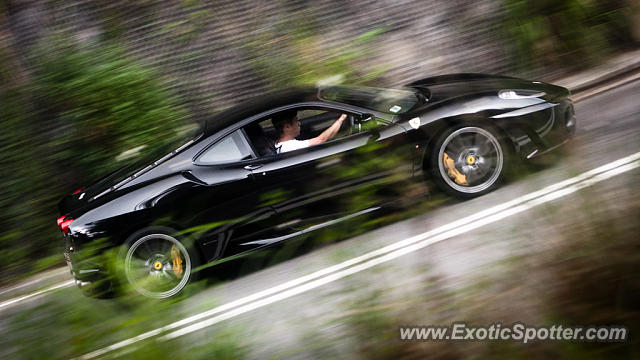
[409,117,421,129]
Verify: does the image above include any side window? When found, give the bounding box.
[297,109,352,139]
[242,107,372,158]
[198,130,253,164]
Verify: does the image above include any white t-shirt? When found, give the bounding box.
[275,139,310,153]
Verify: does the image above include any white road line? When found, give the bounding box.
[7,74,635,315]
[161,159,640,340]
[77,151,640,360]
[573,71,640,102]
[0,267,68,297]
[0,280,75,310]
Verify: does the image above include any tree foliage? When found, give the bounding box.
[502,0,635,70]
[0,40,192,282]
[33,42,190,179]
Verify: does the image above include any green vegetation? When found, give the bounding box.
[0,23,387,286]
[502,0,635,70]
[1,2,639,359]
[2,278,247,359]
[32,40,191,179]
[1,170,638,358]
[0,39,192,284]
[0,0,637,301]
[246,26,387,89]
[273,185,640,359]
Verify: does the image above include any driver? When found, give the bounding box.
[273,110,347,153]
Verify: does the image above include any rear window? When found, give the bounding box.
[198,130,253,164]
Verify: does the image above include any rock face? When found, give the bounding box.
[3,0,514,114]
[1,0,633,117]
[632,2,640,42]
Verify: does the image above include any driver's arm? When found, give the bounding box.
[308,114,347,146]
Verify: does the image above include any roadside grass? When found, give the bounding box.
[0,234,66,289]
[267,173,640,359]
[123,325,247,360]
[4,163,636,359]
[1,253,67,289]
[0,173,448,359]
[0,276,247,360]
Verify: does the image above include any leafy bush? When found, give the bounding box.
[0,40,193,283]
[33,41,192,179]
[245,25,387,89]
[502,0,635,71]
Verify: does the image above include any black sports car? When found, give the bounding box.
[57,73,575,298]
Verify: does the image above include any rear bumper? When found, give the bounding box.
[63,235,112,293]
[64,252,106,282]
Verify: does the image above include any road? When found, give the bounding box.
[1,78,639,359]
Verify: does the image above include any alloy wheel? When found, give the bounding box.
[124,234,192,298]
[437,126,504,194]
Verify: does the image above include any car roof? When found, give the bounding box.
[203,86,320,135]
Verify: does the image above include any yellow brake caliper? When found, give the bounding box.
[443,153,468,186]
[170,245,184,277]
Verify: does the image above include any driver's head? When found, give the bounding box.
[273,110,299,137]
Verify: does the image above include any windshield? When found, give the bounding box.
[319,86,419,114]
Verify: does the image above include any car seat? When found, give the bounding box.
[245,123,276,156]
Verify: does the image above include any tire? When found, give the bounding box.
[118,227,200,299]
[428,124,510,199]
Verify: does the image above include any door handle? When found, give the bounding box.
[244,164,263,171]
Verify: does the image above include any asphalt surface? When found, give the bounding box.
[1,78,639,359]
[158,79,640,359]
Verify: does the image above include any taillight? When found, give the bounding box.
[73,188,85,194]
[57,216,74,234]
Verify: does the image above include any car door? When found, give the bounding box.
[243,105,413,245]
[185,129,284,261]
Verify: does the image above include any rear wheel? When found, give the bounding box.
[429,125,509,198]
[119,230,198,298]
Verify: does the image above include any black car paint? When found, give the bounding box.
[59,74,574,287]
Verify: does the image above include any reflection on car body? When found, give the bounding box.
[57,74,575,298]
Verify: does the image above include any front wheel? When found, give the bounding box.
[429,125,509,198]
[119,229,199,299]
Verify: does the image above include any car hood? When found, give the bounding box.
[407,73,569,103]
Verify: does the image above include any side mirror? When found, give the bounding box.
[354,113,376,133]
[358,113,375,124]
